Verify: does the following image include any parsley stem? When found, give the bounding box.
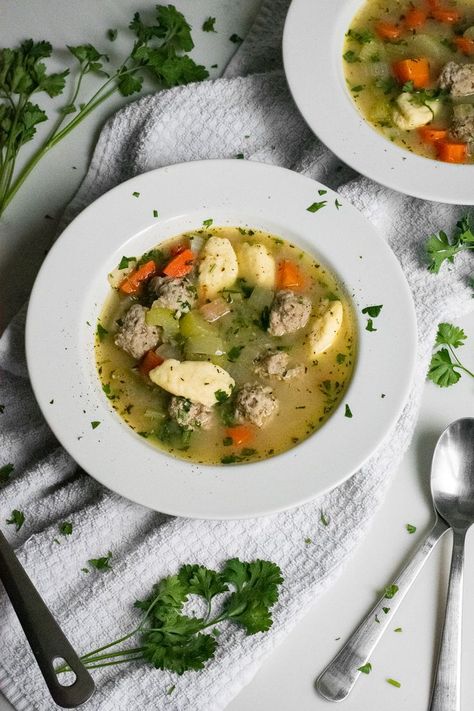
[81,656,144,670]
[448,345,474,379]
[80,630,138,660]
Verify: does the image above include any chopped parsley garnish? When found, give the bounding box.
[362,305,383,318]
[96,322,108,341]
[132,191,140,198]
[346,28,374,44]
[203,218,213,227]
[260,306,271,330]
[202,17,216,32]
[167,685,176,695]
[153,209,159,218]
[336,353,346,364]
[0,404,5,413]
[0,463,14,483]
[358,662,372,674]
[351,84,365,93]
[318,189,327,195]
[229,33,243,43]
[320,510,329,526]
[307,200,327,213]
[406,523,416,534]
[88,551,113,572]
[91,421,101,429]
[118,255,135,269]
[375,77,397,94]
[384,584,399,599]
[366,319,377,332]
[6,509,25,531]
[59,521,73,536]
[227,345,244,362]
[215,389,230,403]
[428,323,474,387]
[344,404,353,418]
[343,50,359,63]
[382,606,390,614]
[223,436,233,446]
[235,153,244,159]
[335,199,342,209]
[386,678,401,688]
[107,29,118,41]
[426,216,474,273]
[304,537,312,545]
[394,627,402,633]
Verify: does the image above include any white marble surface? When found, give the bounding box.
[1,1,474,709]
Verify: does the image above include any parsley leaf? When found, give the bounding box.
[344,404,353,418]
[425,216,474,273]
[307,200,327,213]
[88,551,113,571]
[366,319,377,332]
[361,304,383,317]
[6,509,25,531]
[406,523,416,534]
[428,323,473,387]
[383,584,399,599]
[0,463,14,483]
[202,17,216,33]
[59,521,73,535]
[358,662,372,674]
[215,389,230,403]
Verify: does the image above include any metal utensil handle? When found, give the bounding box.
[316,517,449,702]
[429,527,466,711]
[0,531,95,708]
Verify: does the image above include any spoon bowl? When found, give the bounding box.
[431,418,474,529]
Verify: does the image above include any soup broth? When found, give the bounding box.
[95,227,356,465]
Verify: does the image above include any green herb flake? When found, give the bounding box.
[406,523,416,534]
[59,521,73,536]
[153,209,159,218]
[91,421,101,429]
[304,537,312,545]
[81,567,90,574]
[336,353,346,364]
[335,199,342,209]
[132,191,140,198]
[358,662,372,674]
[387,678,401,688]
[318,189,327,195]
[88,551,113,572]
[307,200,327,213]
[203,218,213,228]
[344,404,353,418]
[215,389,229,403]
[0,404,5,413]
[382,606,390,614]
[118,255,135,269]
[394,627,402,632]
[343,50,359,63]
[320,510,329,526]
[227,345,244,362]
[351,84,365,93]
[96,322,108,341]
[166,685,176,695]
[202,17,216,32]
[366,319,377,332]
[361,305,383,318]
[384,584,399,599]
[6,509,25,531]
[235,153,244,159]
[107,29,118,41]
[223,436,233,446]
[229,34,243,44]
[0,463,14,483]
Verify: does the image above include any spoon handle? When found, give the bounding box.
[316,517,449,702]
[429,527,466,711]
[0,531,95,708]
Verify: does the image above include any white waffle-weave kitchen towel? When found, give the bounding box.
[0,1,473,709]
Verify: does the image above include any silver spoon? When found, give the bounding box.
[429,417,474,711]
[316,418,474,702]
[0,530,95,707]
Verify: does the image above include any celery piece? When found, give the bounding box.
[145,307,180,337]
[185,333,225,356]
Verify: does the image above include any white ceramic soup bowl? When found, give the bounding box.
[283,0,474,204]
[26,160,417,519]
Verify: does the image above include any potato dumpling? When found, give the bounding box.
[149,359,235,407]
[308,300,343,358]
[236,242,276,289]
[198,236,238,299]
[392,93,437,131]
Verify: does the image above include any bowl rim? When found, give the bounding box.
[25,159,417,519]
[283,0,474,205]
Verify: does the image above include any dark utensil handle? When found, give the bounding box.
[0,531,95,708]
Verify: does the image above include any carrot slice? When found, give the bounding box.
[392,58,430,88]
[436,141,468,163]
[431,7,461,22]
[454,36,474,55]
[375,21,402,39]
[162,248,195,278]
[138,350,164,376]
[404,8,427,29]
[119,260,157,295]
[169,242,190,257]
[225,425,254,446]
[276,260,303,290]
[418,126,448,143]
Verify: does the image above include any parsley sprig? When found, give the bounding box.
[56,558,282,676]
[425,216,474,274]
[0,5,208,217]
[428,323,474,387]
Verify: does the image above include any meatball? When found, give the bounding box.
[169,396,213,431]
[114,304,161,359]
[451,104,474,144]
[268,290,311,337]
[234,384,278,428]
[151,277,197,317]
[439,62,474,98]
[255,351,305,381]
